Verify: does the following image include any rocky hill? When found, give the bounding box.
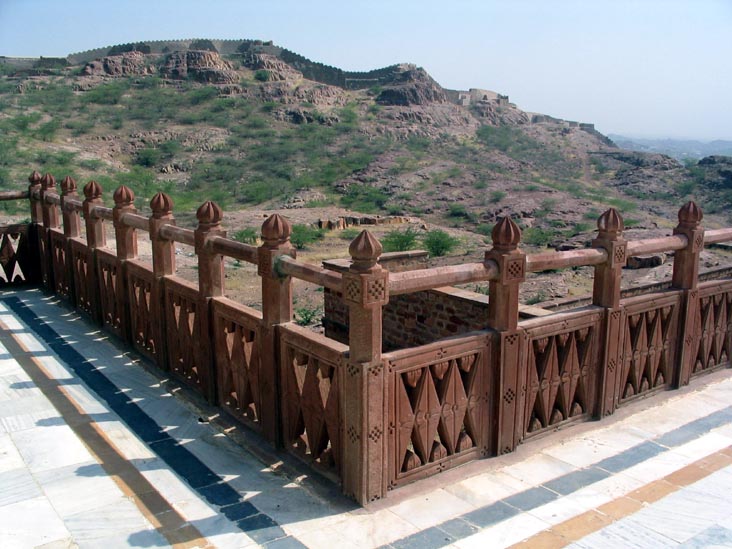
[0,39,728,250]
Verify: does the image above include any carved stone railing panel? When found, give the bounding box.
[126,260,156,362]
[97,249,122,338]
[70,238,94,317]
[49,229,71,300]
[164,276,206,394]
[0,225,35,286]
[212,297,264,430]
[280,323,348,477]
[692,281,732,376]
[521,307,602,437]
[384,332,491,488]
[619,291,681,402]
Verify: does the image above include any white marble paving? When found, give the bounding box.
[0,495,71,549]
[389,488,476,530]
[11,423,92,474]
[455,512,551,548]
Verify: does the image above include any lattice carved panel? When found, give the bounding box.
[127,263,155,361]
[49,231,70,299]
[165,279,203,393]
[0,228,29,285]
[619,297,678,402]
[281,331,344,474]
[692,286,732,376]
[70,240,94,317]
[213,299,263,429]
[524,324,597,435]
[387,336,490,486]
[97,251,121,335]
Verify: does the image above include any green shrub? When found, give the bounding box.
[489,190,507,203]
[339,228,361,240]
[232,227,258,245]
[135,147,162,167]
[254,70,271,82]
[341,186,389,213]
[381,227,420,252]
[295,305,322,326]
[423,230,459,257]
[523,227,556,247]
[290,224,325,249]
[448,203,469,218]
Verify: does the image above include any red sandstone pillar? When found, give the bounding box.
[486,217,527,454]
[672,202,704,387]
[591,208,627,416]
[258,213,294,445]
[25,171,43,285]
[342,230,389,504]
[60,177,81,305]
[113,185,138,343]
[149,192,176,369]
[195,201,226,403]
[38,173,58,290]
[82,181,106,323]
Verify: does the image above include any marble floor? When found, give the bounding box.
[1,288,732,548]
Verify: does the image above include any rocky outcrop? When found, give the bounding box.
[82,51,157,77]
[160,51,238,84]
[243,53,302,81]
[376,65,447,106]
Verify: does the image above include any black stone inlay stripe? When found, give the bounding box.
[3,296,305,548]
[381,402,732,549]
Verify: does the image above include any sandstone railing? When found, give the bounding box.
[1,170,731,505]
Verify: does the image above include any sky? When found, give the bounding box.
[1,0,730,140]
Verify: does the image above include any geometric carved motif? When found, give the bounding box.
[216,314,261,425]
[97,253,121,333]
[282,343,341,472]
[692,290,732,375]
[71,244,94,317]
[128,269,155,359]
[394,351,485,476]
[0,230,28,285]
[165,286,201,391]
[620,305,675,401]
[525,326,596,435]
[50,232,70,299]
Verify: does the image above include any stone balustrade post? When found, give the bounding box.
[195,201,226,403]
[60,177,81,239]
[28,170,42,226]
[591,208,627,416]
[81,181,106,323]
[148,192,176,369]
[112,185,138,343]
[60,177,81,305]
[258,213,294,445]
[342,230,389,504]
[672,201,704,387]
[38,173,58,289]
[485,217,527,454]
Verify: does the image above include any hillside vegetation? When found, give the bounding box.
[0,42,728,247]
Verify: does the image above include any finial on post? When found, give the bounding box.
[60,176,77,195]
[28,171,42,186]
[150,192,173,218]
[196,200,223,230]
[40,173,56,191]
[678,201,703,229]
[349,229,382,270]
[261,213,291,246]
[83,180,102,200]
[597,208,624,240]
[113,185,135,207]
[491,216,522,252]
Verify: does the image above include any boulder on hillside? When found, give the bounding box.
[376,65,447,106]
[82,51,157,77]
[243,53,303,81]
[161,50,238,84]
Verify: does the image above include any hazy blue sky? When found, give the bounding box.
[1,0,730,140]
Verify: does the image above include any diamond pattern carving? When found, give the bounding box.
[165,284,202,392]
[391,346,487,480]
[692,290,732,375]
[525,321,597,435]
[0,231,28,285]
[620,302,676,401]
